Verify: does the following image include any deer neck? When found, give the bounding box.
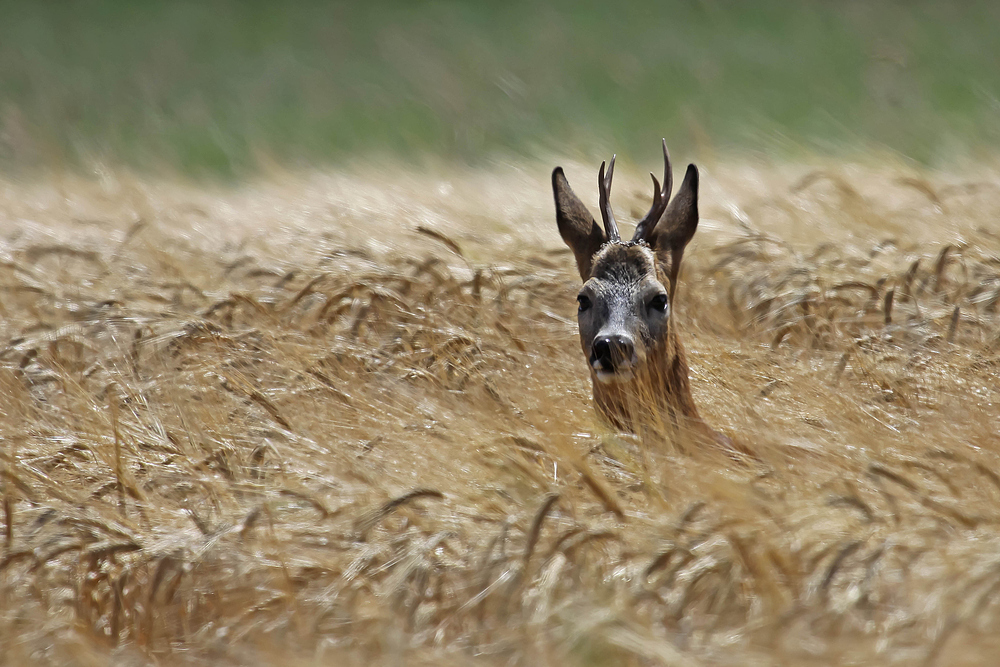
[590,325,702,433]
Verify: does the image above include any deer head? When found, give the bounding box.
[551,141,705,431]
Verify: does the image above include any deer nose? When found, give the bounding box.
[592,334,635,370]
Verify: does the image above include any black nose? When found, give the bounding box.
[592,334,635,370]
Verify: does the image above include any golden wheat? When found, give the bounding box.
[2,159,1000,666]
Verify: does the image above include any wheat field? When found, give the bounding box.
[2,158,1000,666]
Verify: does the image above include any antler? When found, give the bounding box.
[632,139,673,242]
[598,155,621,243]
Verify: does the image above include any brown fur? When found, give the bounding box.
[552,154,737,452]
[587,244,726,448]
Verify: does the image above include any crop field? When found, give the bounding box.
[3,157,1000,666]
[4,1,1000,665]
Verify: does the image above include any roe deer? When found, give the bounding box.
[552,141,730,448]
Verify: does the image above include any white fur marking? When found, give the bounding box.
[595,369,634,384]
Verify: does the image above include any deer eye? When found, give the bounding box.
[648,293,668,312]
[577,294,592,313]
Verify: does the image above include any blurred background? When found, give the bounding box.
[1,0,998,177]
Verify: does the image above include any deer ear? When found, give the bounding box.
[647,164,699,299]
[552,167,606,281]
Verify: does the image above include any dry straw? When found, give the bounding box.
[2,161,1000,665]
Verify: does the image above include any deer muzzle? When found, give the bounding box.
[590,334,637,383]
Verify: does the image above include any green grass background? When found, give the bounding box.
[1,1,998,176]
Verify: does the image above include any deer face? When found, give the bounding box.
[552,141,700,385]
[577,243,670,383]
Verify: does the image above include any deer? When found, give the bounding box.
[551,141,733,450]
